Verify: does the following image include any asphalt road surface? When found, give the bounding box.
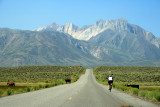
[0,69,159,107]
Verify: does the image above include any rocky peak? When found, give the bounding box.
[48,22,59,30]
[59,23,79,35]
[118,18,128,22]
[64,23,79,31]
[36,22,59,31]
[95,19,105,26]
[36,18,159,44]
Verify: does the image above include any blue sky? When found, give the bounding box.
[0,0,160,37]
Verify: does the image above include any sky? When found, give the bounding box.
[0,0,160,37]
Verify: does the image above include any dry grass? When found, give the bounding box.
[0,82,48,87]
[140,86,160,90]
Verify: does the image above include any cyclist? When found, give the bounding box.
[108,75,113,89]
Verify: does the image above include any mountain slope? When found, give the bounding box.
[0,18,160,67]
[0,28,97,67]
[88,29,160,63]
[36,18,160,65]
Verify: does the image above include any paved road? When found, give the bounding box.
[0,69,159,107]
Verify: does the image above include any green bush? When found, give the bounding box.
[138,90,148,97]
[38,84,43,88]
[71,76,79,82]
[114,83,121,89]
[145,91,153,100]
[55,81,63,86]
[112,83,115,88]
[26,87,31,92]
[42,85,45,88]
[0,90,3,96]
[45,80,49,83]
[61,81,66,84]
[16,89,24,94]
[7,88,14,95]
[120,86,128,91]
[50,83,55,87]
[130,88,139,95]
[34,86,39,90]
[45,84,50,88]
[153,90,160,102]
[113,82,128,91]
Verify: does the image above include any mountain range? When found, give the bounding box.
[0,18,160,67]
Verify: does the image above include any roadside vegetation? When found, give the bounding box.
[0,65,85,97]
[93,66,160,103]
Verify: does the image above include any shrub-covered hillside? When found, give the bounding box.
[94,66,160,83]
[0,65,86,83]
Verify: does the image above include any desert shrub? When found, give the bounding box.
[120,86,128,91]
[45,80,49,83]
[0,90,3,96]
[38,84,43,88]
[71,76,79,83]
[153,90,160,102]
[16,89,24,94]
[61,81,66,84]
[42,85,45,88]
[130,88,139,95]
[54,82,57,86]
[113,82,128,91]
[145,91,153,100]
[26,87,31,92]
[45,84,50,88]
[138,90,148,97]
[114,82,121,89]
[112,83,116,88]
[0,66,85,83]
[34,86,39,90]
[7,88,14,95]
[143,90,160,102]
[50,83,55,87]
[54,81,59,86]
[55,81,63,86]
[93,66,160,83]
